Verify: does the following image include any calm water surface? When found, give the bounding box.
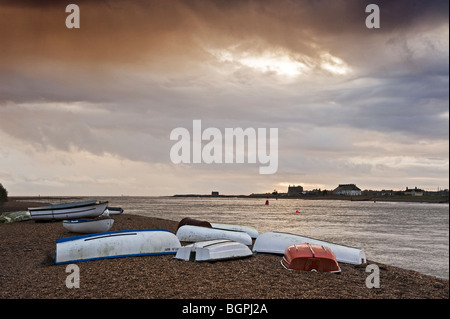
[52,196,449,279]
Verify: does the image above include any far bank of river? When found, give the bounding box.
[173,193,449,204]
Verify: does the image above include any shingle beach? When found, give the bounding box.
[0,200,448,300]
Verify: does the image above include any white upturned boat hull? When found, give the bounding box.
[253,232,367,265]
[175,239,253,262]
[210,223,259,239]
[176,225,253,246]
[55,229,181,264]
[29,200,108,221]
[63,218,114,234]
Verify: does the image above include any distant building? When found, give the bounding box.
[333,184,362,196]
[211,191,219,197]
[288,185,303,196]
[380,189,394,196]
[405,187,424,196]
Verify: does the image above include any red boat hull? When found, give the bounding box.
[281,243,341,273]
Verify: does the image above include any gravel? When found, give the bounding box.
[0,200,448,299]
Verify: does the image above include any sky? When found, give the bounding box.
[0,0,448,196]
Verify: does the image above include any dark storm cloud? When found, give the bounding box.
[1,0,447,64]
[0,0,448,194]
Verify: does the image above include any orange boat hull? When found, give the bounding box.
[281,243,341,273]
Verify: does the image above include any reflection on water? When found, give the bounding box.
[53,196,450,279]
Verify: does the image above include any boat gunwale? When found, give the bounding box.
[34,206,100,218]
[178,224,251,235]
[200,239,234,249]
[54,250,177,265]
[56,228,173,243]
[263,231,365,251]
[63,217,113,224]
[28,200,100,211]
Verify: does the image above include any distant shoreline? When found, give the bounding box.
[174,193,449,203]
[7,193,449,204]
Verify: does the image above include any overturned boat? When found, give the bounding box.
[176,225,252,246]
[63,217,114,234]
[29,200,108,221]
[281,243,341,273]
[253,232,366,265]
[176,217,258,239]
[55,229,181,264]
[175,239,253,262]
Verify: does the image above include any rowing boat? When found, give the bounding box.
[253,232,366,265]
[176,225,252,246]
[55,229,181,264]
[176,217,258,239]
[29,200,107,221]
[62,217,114,234]
[281,243,341,273]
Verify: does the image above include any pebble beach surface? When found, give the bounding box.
[0,200,448,300]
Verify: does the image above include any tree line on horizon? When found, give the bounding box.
[0,183,8,202]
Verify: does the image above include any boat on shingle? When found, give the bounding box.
[253,231,366,265]
[281,243,341,273]
[176,217,259,239]
[62,217,114,234]
[55,229,181,264]
[29,200,108,221]
[176,225,252,246]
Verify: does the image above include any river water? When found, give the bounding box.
[48,196,449,279]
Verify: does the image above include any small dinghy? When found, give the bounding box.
[210,223,259,239]
[253,232,366,265]
[175,239,253,262]
[176,217,258,239]
[63,217,114,234]
[55,229,181,264]
[176,225,252,246]
[281,243,341,273]
[29,200,108,221]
